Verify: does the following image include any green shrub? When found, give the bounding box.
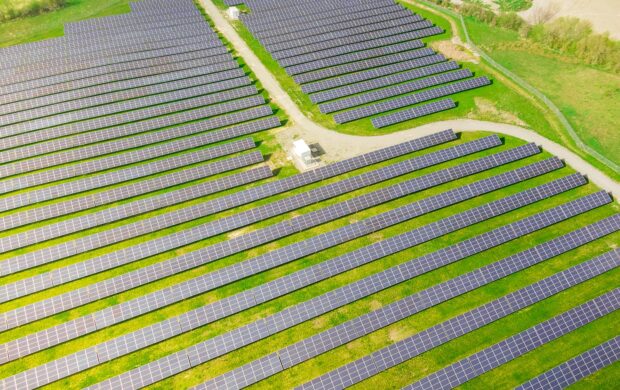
[528,17,620,72]
[0,0,66,22]
[494,0,532,12]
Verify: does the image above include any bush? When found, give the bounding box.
[0,0,66,22]
[495,12,525,30]
[528,17,620,71]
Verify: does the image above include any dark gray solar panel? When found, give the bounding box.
[372,99,457,128]
[516,335,620,390]
[198,219,619,390]
[334,77,491,123]
[19,154,598,388]
[1,135,493,304]
[320,69,472,113]
[404,286,620,390]
[299,251,620,390]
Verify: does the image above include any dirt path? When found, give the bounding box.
[200,0,620,199]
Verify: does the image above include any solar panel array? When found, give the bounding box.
[193,206,619,390]
[403,286,620,390]
[516,336,620,390]
[235,0,490,128]
[0,2,617,389]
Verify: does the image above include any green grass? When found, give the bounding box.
[211,0,558,139]
[0,0,132,48]
[493,0,532,12]
[464,16,620,173]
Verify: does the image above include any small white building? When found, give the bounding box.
[227,7,240,20]
[293,139,312,163]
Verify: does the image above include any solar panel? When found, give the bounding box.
[73,156,591,390]
[260,8,413,45]
[334,77,491,123]
[7,153,595,388]
[196,217,619,390]
[0,60,241,114]
[320,69,472,113]
[273,20,433,62]
[300,251,620,390]
[302,54,446,94]
[311,61,458,103]
[0,51,234,96]
[280,40,424,76]
[267,14,423,53]
[0,119,277,232]
[1,81,256,136]
[372,99,457,128]
[1,136,496,305]
[516,335,620,390]
[0,136,260,213]
[293,48,436,84]
[404,287,620,390]
[0,159,270,259]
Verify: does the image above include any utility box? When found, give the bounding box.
[227,7,240,20]
[293,139,312,163]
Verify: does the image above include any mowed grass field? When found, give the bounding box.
[464,17,620,170]
[0,1,618,389]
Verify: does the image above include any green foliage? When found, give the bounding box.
[0,0,66,21]
[529,17,620,72]
[494,0,532,12]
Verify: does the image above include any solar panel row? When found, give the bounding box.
[1,81,257,135]
[4,41,228,81]
[0,53,235,105]
[372,99,457,128]
[293,48,436,85]
[404,286,620,390]
[0,99,271,168]
[1,66,245,120]
[2,149,558,364]
[0,137,258,211]
[0,154,269,256]
[0,117,278,230]
[0,62,242,115]
[261,9,415,47]
[0,147,556,364]
[0,105,279,176]
[0,49,234,96]
[516,336,620,390]
[80,163,595,390]
[311,61,459,103]
[320,69,472,113]
[334,77,491,123]
[0,29,218,70]
[300,266,618,389]
[269,14,424,53]
[301,54,446,94]
[272,20,433,62]
[194,213,618,390]
[0,132,457,318]
[0,139,502,328]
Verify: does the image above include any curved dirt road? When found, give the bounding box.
[200,0,620,199]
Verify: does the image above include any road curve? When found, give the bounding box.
[199,0,620,200]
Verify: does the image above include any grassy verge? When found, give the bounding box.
[465,17,620,169]
[0,0,132,48]
[211,0,557,138]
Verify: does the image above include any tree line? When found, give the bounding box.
[426,0,620,73]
